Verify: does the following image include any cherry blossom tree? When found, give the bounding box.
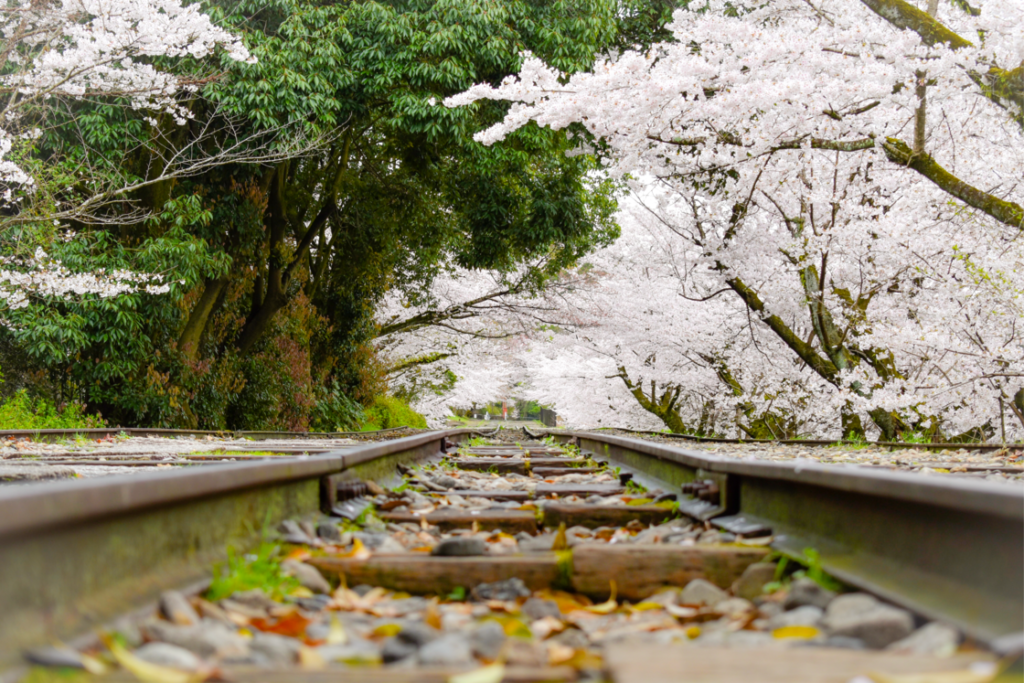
[441,0,1024,440]
[0,0,251,310]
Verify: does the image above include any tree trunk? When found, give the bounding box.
[178,277,228,359]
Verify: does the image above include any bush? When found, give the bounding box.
[0,390,106,429]
[311,381,366,432]
[362,396,427,430]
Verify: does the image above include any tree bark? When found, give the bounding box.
[178,277,228,360]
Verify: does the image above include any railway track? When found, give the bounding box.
[1,428,1021,682]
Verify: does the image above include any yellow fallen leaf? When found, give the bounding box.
[372,623,403,638]
[327,615,347,645]
[449,663,505,683]
[867,664,998,683]
[338,538,371,560]
[551,522,568,551]
[298,646,326,670]
[472,520,480,533]
[630,601,665,612]
[102,634,201,683]
[772,625,821,639]
[289,586,314,598]
[586,580,617,614]
[685,625,701,639]
[425,598,443,629]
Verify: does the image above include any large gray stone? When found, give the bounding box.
[280,559,331,594]
[398,622,440,646]
[133,643,202,671]
[886,623,960,656]
[522,598,562,620]
[316,522,343,542]
[679,579,729,607]
[472,578,531,601]
[766,605,823,630]
[159,590,200,626]
[731,562,777,601]
[418,634,474,666]
[822,593,914,649]
[783,578,836,610]
[471,621,506,660]
[143,620,249,658]
[432,537,487,556]
[381,637,418,664]
[249,632,301,664]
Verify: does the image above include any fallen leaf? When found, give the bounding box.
[289,586,314,598]
[630,601,665,612]
[772,625,821,640]
[251,612,311,638]
[546,642,576,665]
[425,598,443,629]
[298,646,326,670]
[685,625,701,639]
[665,604,700,619]
[326,615,347,645]
[371,623,403,638]
[448,663,505,683]
[585,581,617,614]
[101,634,201,683]
[285,548,311,561]
[531,616,566,639]
[551,522,569,551]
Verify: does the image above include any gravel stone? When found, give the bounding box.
[471,621,506,660]
[522,598,562,620]
[715,597,755,617]
[886,623,960,656]
[551,628,590,650]
[432,537,487,556]
[732,563,777,601]
[783,577,837,610]
[381,637,418,664]
[316,522,342,542]
[159,590,200,626]
[767,605,823,630]
[23,646,90,669]
[280,559,331,594]
[296,594,332,612]
[435,475,459,489]
[472,577,532,601]
[132,643,203,671]
[143,620,249,658]
[317,638,382,664]
[519,533,557,552]
[822,593,914,648]
[398,622,440,646]
[250,632,301,664]
[417,634,474,666]
[679,579,729,606]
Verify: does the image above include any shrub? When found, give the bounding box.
[311,380,366,432]
[0,390,106,429]
[362,395,427,430]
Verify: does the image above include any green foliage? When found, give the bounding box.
[311,381,367,432]
[206,542,300,602]
[362,395,427,430]
[446,585,467,601]
[0,390,105,430]
[765,548,845,594]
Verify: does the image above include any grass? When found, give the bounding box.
[205,542,300,601]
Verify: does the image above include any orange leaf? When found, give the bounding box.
[250,612,311,638]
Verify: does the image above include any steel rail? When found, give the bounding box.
[0,425,417,442]
[603,426,1024,452]
[0,428,1020,674]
